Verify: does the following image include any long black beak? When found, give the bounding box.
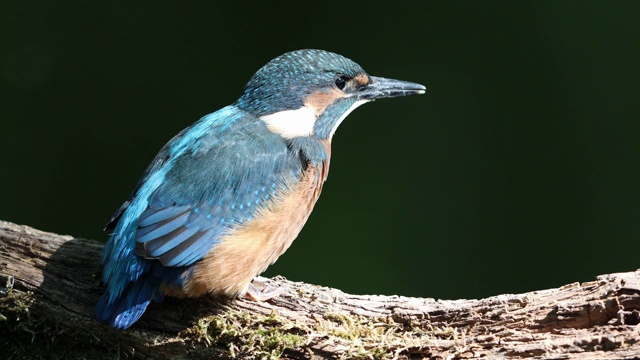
[356,76,426,100]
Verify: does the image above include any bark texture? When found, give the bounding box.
[1,220,639,359]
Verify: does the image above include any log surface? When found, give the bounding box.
[0,220,639,359]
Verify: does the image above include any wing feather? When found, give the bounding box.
[127,109,302,268]
[136,211,189,242]
[144,226,200,257]
[159,228,217,266]
[138,205,191,227]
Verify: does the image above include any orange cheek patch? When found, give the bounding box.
[353,73,371,87]
[304,89,342,116]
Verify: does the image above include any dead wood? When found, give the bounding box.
[1,220,639,359]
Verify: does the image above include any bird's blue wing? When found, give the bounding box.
[135,115,302,267]
[100,105,302,302]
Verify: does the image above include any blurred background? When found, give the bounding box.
[2,1,639,300]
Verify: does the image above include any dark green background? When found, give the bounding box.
[2,2,639,300]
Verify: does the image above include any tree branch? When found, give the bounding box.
[1,220,639,359]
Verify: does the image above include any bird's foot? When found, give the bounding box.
[244,280,287,302]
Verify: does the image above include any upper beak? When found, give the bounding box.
[356,76,426,100]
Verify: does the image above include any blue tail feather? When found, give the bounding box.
[95,276,159,330]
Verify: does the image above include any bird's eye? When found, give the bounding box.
[335,76,348,90]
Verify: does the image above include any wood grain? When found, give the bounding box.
[1,220,639,359]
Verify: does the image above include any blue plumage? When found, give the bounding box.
[96,49,425,329]
[96,106,304,328]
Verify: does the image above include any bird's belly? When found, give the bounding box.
[180,164,327,298]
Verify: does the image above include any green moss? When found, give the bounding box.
[180,308,308,359]
[179,306,468,359]
[0,284,35,325]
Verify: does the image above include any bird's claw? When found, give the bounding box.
[244,281,287,301]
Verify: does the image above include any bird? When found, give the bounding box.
[94,49,426,329]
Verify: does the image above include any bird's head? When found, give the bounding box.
[235,49,425,140]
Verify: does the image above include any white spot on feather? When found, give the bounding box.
[260,106,316,138]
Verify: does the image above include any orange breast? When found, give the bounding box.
[177,157,330,298]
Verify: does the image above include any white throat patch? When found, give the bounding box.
[260,106,316,139]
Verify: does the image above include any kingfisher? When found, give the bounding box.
[95,49,425,329]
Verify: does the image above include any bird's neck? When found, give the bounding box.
[286,136,331,168]
[312,98,368,140]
